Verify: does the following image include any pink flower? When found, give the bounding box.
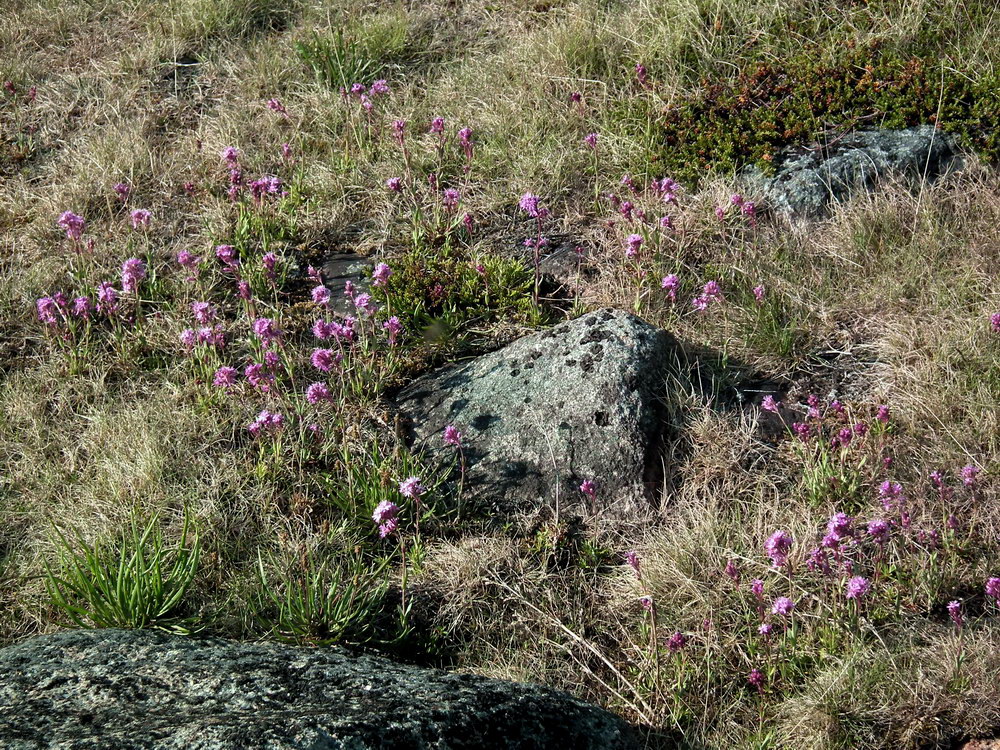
[369,80,389,96]
[215,244,238,268]
[71,296,92,319]
[625,234,643,259]
[130,209,151,229]
[58,211,85,241]
[724,559,740,583]
[948,600,963,629]
[253,317,281,346]
[443,425,462,447]
[579,479,596,500]
[311,348,340,373]
[372,263,392,287]
[386,177,402,192]
[876,405,890,423]
[753,285,765,303]
[960,464,980,487]
[584,132,598,149]
[113,183,130,201]
[36,297,58,325]
[750,578,764,598]
[311,285,331,307]
[429,116,445,134]
[191,302,215,324]
[306,382,331,404]
[761,395,781,413]
[990,312,1000,332]
[244,363,273,391]
[845,576,871,600]
[399,476,425,499]
[661,274,679,302]
[666,632,688,653]
[442,188,460,211]
[986,577,1000,603]
[383,316,402,345]
[748,668,765,692]
[96,282,119,315]
[373,500,400,524]
[213,366,238,388]
[771,596,795,616]
[639,595,653,611]
[764,530,793,568]
[625,550,640,580]
[121,258,146,294]
[266,98,287,115]
[519,193,547,219]
[867,518,890,544]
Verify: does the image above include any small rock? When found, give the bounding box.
[396,309,678,521]
[745,125,963,219]
[0,629,638,749]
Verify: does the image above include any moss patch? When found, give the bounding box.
[650,47,1000,183]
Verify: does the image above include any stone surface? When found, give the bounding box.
[0,628,638,749]
[321,251,370,316]
[745,125,963,218]
[396,308,678,519]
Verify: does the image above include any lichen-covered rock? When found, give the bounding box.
[0,629,638,749]
[745,125,963,219]
[396,308,677,520]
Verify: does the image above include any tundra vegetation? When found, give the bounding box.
[2,0,1000,747]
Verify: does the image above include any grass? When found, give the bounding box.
[2,0,1000,747]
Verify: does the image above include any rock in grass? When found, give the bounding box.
[396,308,678,521]
[0,629,638,749]
[745,125,963,219]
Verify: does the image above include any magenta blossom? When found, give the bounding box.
[372,263,392,287]
[57,211,85,241]
[960,464,980,487]
[191,301,215,324]
[845,576,871,600]
[121,258,146,294]
[771,597,795,617]
[625,234,643,259]
[661,273,679,302]
[579,479,596,500]
[130,208,151,229]
[584,132,598,149]
[986,577,1000,603]
[386,177,402,192]
[666,632,688,653]
[306,382,331,404]
[252,317,281,346]
[624,550,640,579]
[113,183,130,201]
[947,600,963,629]
[761,395,781,413]
[311,348,340,373]
[383,316,402,345]
[399,476,425,499]
[764,530,793,568]
[443,425,462,448]
[519,193,547,219]
[213,366,238,388]
[311,285,331,307]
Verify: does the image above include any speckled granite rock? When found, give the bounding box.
[396,308,677,519]
[745,125,963,218]
[0,629,638,749]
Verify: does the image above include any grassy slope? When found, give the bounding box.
[2,0,1000,747]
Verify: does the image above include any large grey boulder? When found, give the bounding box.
[396,309,677,520]
[0,629,637,749]
[746,125,963,219]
